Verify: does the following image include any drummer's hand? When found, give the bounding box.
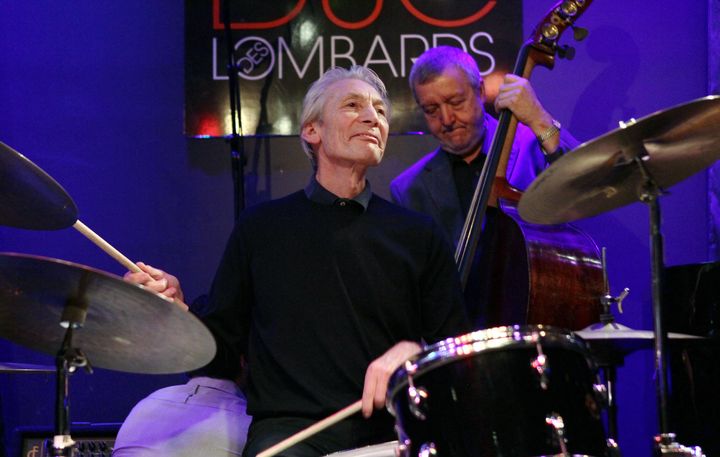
[361,341,422,418]
[124,262,188,311]
[494,74,559,152]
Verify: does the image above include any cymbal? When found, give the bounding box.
[518,96,720,224]
[0,362,55,374]
[576,322,704,355]
[0,253,216,374]
[0,141,78,230]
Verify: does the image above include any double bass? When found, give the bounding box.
[455,0,602,330]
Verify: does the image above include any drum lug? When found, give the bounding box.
[531,340,550,390]
[404,360,429,420]
[545,413,570,457]
[395,438,411,457]
[418,442,437,457]
[654,433,706,457]
[593,382,608,406]
[606,438,623,457]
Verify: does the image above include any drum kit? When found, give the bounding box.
[1,95,720,457]
[0,141,216,456]
[385,96,720,457]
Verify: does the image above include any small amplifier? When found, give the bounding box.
[14,423,119,457]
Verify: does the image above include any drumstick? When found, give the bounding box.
[256,400,362,457]
[72,220,141,273]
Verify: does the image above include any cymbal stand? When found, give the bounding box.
[635,157,704,457]
[590,248,629,446]
[52,279,93,457]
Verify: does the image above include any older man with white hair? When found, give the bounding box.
[124,65,469,457]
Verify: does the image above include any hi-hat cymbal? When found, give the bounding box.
[0,253,215,374]
[0,141,78,230]
[575,322,704,356]
[0,362,55,374]
[518,96,720,224]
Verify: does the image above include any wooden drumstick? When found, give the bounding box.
[256,400,362,457]
[72,220,141,273]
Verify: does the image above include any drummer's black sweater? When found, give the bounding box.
[200,189,468,432]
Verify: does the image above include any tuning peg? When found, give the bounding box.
[572,25,589,41]
[557,45,576,60]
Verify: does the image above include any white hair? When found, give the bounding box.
[300,66,390,167]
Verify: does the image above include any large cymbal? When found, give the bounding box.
[519,96,720,224]
[0,141,78,230]
[0,253,216,374]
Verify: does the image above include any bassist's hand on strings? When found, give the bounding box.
[495,74,561,154]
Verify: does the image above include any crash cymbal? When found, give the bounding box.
[0,362,55,374]
[0,141,78,230]
[519,96,720,224]
[575,322,704,355]
[0,253,215,374]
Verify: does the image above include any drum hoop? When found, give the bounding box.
[323,441,398,457]
[387,325,594,413]
[535,455,599,457]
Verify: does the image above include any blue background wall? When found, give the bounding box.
[0,2,713,457]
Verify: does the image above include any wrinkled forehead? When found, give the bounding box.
[416,68,477,102]
[325,78,387,109]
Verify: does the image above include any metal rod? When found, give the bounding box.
[635,156,670,435]
[222,0,246,220]
[603,365,619,441]
[53,328,75,456]
[648,195,670,434]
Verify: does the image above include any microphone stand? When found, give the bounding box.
[222,0,246,220]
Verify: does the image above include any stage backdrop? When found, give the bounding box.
[184,0,522,136]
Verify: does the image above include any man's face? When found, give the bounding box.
[414,67,486,158]
[302,78,389,169]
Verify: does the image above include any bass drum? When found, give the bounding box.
[387,326,609,457]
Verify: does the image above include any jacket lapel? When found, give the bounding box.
[420,149,465,247]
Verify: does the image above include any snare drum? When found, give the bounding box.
[387,326,608,457]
